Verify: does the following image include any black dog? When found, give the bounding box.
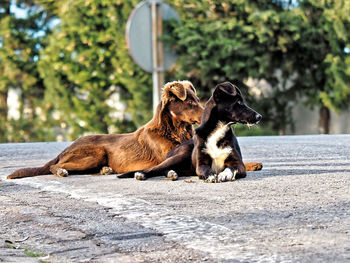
[118,82,262,182]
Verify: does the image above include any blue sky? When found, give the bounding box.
[10,2,27,19]
[9,1,60,38]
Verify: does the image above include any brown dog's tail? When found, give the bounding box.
[244,162,263,171]
[7,157,59,179]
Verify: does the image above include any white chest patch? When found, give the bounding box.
[202,122,232,174]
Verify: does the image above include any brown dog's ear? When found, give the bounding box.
[162,81,187,103]
[158,81,188,123]
[160,81,187,110]
[181,80,197,95]
[213,82,238,102]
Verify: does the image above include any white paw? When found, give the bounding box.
[217,168,237,182]
[100,166,114,175]
[56,168,68,177]
[167,170,178,181]
[134,172,145,181]
[205,174,217,183]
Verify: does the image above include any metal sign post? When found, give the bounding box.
[151,0,164,113]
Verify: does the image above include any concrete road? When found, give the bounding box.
[0,135,349,262]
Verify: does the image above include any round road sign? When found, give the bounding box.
[126,0,180,73]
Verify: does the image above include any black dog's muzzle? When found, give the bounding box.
[255,114,262,124]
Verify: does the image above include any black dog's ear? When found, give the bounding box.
[213,82,238,102]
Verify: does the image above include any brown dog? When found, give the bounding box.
[7,81,204,179]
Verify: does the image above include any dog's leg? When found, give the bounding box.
[49,156,104,177]
[195,164,217,182]
[233,165,246,179]
[49,146,107,177]
[224,156,246,179]
[194,151,218,182]
[118,143,193,180]
[134,153,190,180]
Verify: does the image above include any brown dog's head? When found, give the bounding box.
[159,80,203,126]
[212,82,262,125]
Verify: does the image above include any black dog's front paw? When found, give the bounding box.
[217,168,237,182]
[134,172,146,180]
[204,174,218,183]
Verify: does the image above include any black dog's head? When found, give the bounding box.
[213,82,262,125]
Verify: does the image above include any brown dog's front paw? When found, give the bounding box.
[100,166,114,175]
[244,162,263,171]
[166,170,178,181]
[55,168,68,177]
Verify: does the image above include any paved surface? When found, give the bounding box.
[0,135,349,262]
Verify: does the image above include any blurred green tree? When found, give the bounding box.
[0,0,57,142]
[284,0,350,133]
[38,0,152,140]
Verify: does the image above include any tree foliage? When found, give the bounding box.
[168,0,350,134]
[38,0,152,140]
[0,0,57,142]
[1,0,152,142]
[295,0,350,112]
